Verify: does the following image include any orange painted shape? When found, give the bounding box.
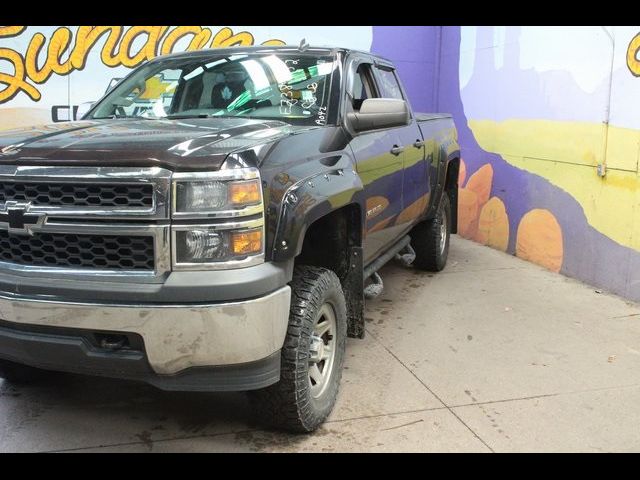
[367,216,395,234]
[475,197,509,251]
[516,209,563,273]
[459,158,467,186]
[457,188,479,239]
[465,164,493,206]
[396,194,429,225]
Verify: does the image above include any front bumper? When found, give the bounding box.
[0,286,291,391]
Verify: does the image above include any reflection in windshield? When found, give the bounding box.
[88,52,337,127]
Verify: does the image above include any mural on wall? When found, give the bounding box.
[435,26,640,300]
[1,25,639,302]
[0,26,374,129]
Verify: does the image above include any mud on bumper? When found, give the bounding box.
[0,286,291,391]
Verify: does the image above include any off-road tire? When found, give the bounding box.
[249,265,347,433]
[0,359,46,385]
[410,193,451,271]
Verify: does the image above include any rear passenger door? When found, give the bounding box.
[372,64,429,229]
[345,57,405,265]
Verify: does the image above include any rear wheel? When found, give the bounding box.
[410,193,451,271]
[0,359,46,385]
[249,265,347,433]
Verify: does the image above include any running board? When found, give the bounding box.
[395,243,416,267]
[363,235,411,279]
[364,272,384,299]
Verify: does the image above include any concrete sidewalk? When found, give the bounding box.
[1,236,640,452]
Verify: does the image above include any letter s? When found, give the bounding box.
[0,26,40,103]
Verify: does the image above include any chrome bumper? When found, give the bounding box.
[0,286,291,375]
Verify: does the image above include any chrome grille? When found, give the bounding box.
[0,182,153,208]
[0,230,154,270]
[0,165,172,282]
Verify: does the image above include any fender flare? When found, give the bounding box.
[271,168,365,262]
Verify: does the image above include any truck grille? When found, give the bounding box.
[0,166,172,279]
[0,231,155,271]
[0,182,153,208]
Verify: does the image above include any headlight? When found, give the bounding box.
[173,169,262,217]
[171,168,265,270]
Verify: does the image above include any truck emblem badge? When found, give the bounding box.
[0,202,46,235]
[367,204,384,218]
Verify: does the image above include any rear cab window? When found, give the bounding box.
[374,66,404,100]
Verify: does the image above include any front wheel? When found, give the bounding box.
[249,265,347,433]
[410,193,451,271]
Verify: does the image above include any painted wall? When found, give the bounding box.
[1,25,639,302]
[433,26,640,301]
[0,26,375,128]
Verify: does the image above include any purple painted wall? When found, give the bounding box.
[371,25,640,303]
[371,26,439,113]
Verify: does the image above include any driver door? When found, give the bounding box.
[345,58,405,265]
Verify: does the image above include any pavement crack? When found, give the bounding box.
[364,327,495,453]
[325,405,448,425]
[381,419,424,431]
[40,428,261,453]
[450,382,640,409]
[609,313,640,319]
[438,266,528,275]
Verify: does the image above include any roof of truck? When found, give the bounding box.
[151,44,394,65]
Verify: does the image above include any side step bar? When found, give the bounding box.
[363,235,411,279]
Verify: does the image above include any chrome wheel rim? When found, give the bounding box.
[439,208,448,255]
[308,302,337,399]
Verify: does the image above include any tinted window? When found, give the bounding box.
[351,64,376,111]
[89,53,338,127]
[376,68,404,100]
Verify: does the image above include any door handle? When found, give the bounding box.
[390,145,404,156]
[413,140,424,149]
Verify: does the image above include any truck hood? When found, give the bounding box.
[0,117,302,171]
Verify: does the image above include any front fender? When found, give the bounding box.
[271,168,364,262]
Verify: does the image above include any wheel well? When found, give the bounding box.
[295,204,364,339]
[295,204,362,281]
[444,157,460,234]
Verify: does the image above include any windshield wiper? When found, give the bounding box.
[165,114,213,120]
[91,115,155,120]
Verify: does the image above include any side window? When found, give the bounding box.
[350,63,377,111]
[375,67,404,100]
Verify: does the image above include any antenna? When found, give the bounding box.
[299,38,309,52]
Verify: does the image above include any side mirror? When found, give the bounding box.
[51,103,95,122]
[51,105,78,123]
[346,98,410,133]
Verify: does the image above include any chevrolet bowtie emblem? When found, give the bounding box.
[0,202,46,235]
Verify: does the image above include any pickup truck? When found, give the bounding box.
[0,45,460,432]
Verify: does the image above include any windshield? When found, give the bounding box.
[88,52,337,127]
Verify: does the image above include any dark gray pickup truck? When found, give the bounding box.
[0,45,460,432]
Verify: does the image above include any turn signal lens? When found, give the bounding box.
[228,180,261,206]
[230,229,263,255]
